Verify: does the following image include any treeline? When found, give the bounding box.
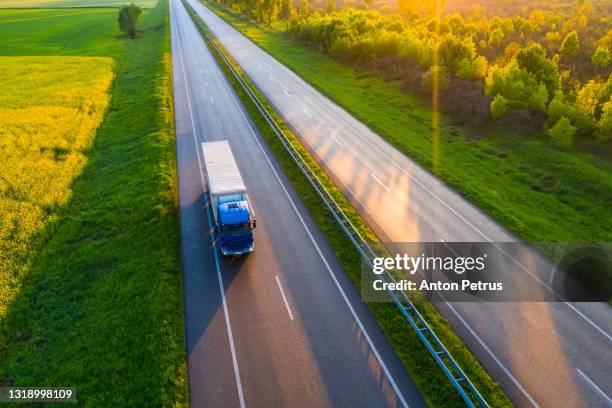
[218,0,611,146]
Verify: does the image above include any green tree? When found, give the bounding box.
[548,116,576,147]
[490,95,509,118]
[486,59,550,115]
[515,44,559,95]
[488,28,504,47]
[591,47,611,67]
[438,35,476,75]
[576,80,604,117]
[597,100,612,142]
[262,0,280,24]
[118,3,142,39]
[560,31,579,56]
[547,89,592,130]
[326,0,335,13]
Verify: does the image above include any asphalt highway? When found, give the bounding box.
[170,0,428,406]
[183,1,612,406]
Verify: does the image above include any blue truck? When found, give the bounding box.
[202,141,256,256]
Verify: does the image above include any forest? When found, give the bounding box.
[214,0,611,147]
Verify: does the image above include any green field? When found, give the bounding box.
[0,0,156,8]
[204,0,612,246]
[0,2,187,406]
[0,55,113,317]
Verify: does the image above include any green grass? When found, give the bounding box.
[0,1,188,406]
[183,2,513,406]
[0,0,156,8]
[203,0,612,246]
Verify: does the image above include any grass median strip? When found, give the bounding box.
[183,2,512,406]
[0,1,188,405]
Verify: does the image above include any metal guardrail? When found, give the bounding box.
[184,3,488,406]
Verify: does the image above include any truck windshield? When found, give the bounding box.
[221,222,251,233]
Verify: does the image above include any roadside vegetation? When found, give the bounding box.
[202,0,611,247]
[0,1,188,406]
[183,2,512,406]
[217,0,611,143]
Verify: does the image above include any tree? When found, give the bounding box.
[515,44,559,95]
[490,94,509,118]
[488,28,504,47]
[591,47,611,67]
[576,80,604,117]
[299,0,309,17]
[279,0,295,20]
[548,116,575,147]
[486,59,550,116]
[325,0,335,13]
[118,3,142,39]
[560,31,579,56]
[438,35,476,75]
[597,100,612,142]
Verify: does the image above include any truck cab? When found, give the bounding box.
[217,194,255,255]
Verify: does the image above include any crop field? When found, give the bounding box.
[0,2,187,405]
[0,0,156,8]
[0,8,119,55]
[0,55,113,317]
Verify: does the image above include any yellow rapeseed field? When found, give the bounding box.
[0,56,113,317]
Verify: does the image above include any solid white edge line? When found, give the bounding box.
[577,368,611,404]
[275,275,294,320]
[212,53,410,408]
[193,0,611,341]
[444,302,540,408]
[173,3,246,407]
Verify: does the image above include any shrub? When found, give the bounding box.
[597,100,612,142]
[548,116,576,147]
[591,47,611,67]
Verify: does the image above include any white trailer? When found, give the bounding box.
[201,141,255,255]
[202,141,247,223]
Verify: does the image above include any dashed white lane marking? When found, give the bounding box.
[275,275,294,321]
[370,173,390,192]
[303,107,312,118]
